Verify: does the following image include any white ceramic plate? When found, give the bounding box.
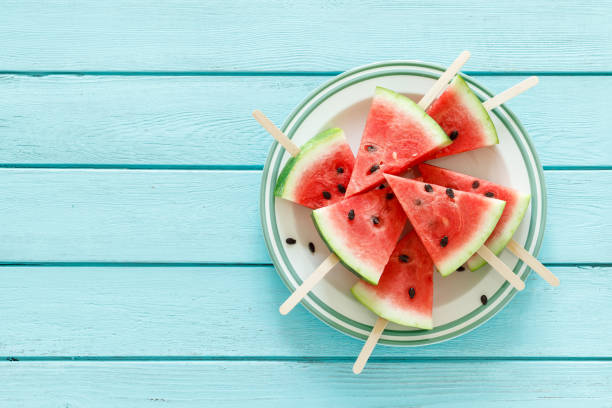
[260,61,546,346]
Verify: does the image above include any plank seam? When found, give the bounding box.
[2,356,612,362]
[0,262,273,267]
[1,71,612,77]
[0,165,610,171]
[0,262,609,268]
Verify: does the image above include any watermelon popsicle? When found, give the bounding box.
[253,111,355,209]
[425,75,539,159]
[343,86,452,197]
[312,184,407,285]
[352,229,434,375]
[418,164,559,286]
[344,51,472,198]
[385,174,525,290]
[277,51,472,315]
[273,128,354,209]
[280,185,407,314]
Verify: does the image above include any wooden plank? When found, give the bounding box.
[539,170,612,263]
[0,169,609,264]
[0,169,267,263]
[1,1,611,71]
[0,266,609,357]
[1,361,610,407]
[0,75,610,167]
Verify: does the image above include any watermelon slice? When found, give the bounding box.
[274,128,354,209]
[352,229,434,329]
[345,87,451,197]
[311,184,406,284]
[384,174,506,277]
[426,75,498,158]
[418,164,531,271]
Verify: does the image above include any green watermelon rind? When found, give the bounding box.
[467,192,531,271]
[311,211,381,285]
[274,127,346,200]
[452,75,499,147]
[351,281,433,329]
[375,86,452,149]
[437,198,507,277]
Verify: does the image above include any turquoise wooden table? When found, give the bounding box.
[1,1,611,406]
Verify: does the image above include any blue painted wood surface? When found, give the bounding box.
[1,1,611,71]
[0,169,609,263]
[1,361,611,407]
[0,1,610,406]
[0,75,610,167]
[0,266,609,357]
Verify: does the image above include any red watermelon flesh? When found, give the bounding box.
[426,76,498,159]
[418,164,531,271]
[274,128,354,209]
[352,229,434,329]
[345,86,450,197]
[384,174,506,277]
[311,184,406,284]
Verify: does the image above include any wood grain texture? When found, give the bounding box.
[0,169,609,263]
[0,266,609,357]
[0,75,610,167]
[0,169,267,263]
[1,1,611,71]
[1,361,610,407]
[1,0,609,400]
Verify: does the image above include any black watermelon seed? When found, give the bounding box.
[414,198,422,206]
[369,164,380,174]
[378,184,386,189]
[337,184,346,194]
[480,295,488,305]
[472,180,480,189]
[285,238,296,245]
[449,130,459,140]
[457,266,465,272]
[337,167,344,174]
[424,184,433,192]
[440,236,449,247]
[485,191,495,198]
[446,188,455,199]
[386,193,394,200]
[322,191,332,199]
[308,242,315,253]
[366,145,376,152]
[409,287,416,299]
[399,254,410,263]
[348,209,355,220]
[372,216,380,225]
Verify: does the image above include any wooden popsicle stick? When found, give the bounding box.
[353,317,388,375]
[481,76,557,287]
[483,76,539,112]
[252,109,301,157]
[477,245,525,291]
[506,239,560,286]
[418,50,471,110]
[279,253,339,315]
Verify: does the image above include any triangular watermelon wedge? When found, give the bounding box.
[418,164,531,271]
[384,174,506,277]
[426,75,498,158]
[274,128,354,209]
[352,229,434,329]
[345,87,451,197]
[311,184,406,284]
